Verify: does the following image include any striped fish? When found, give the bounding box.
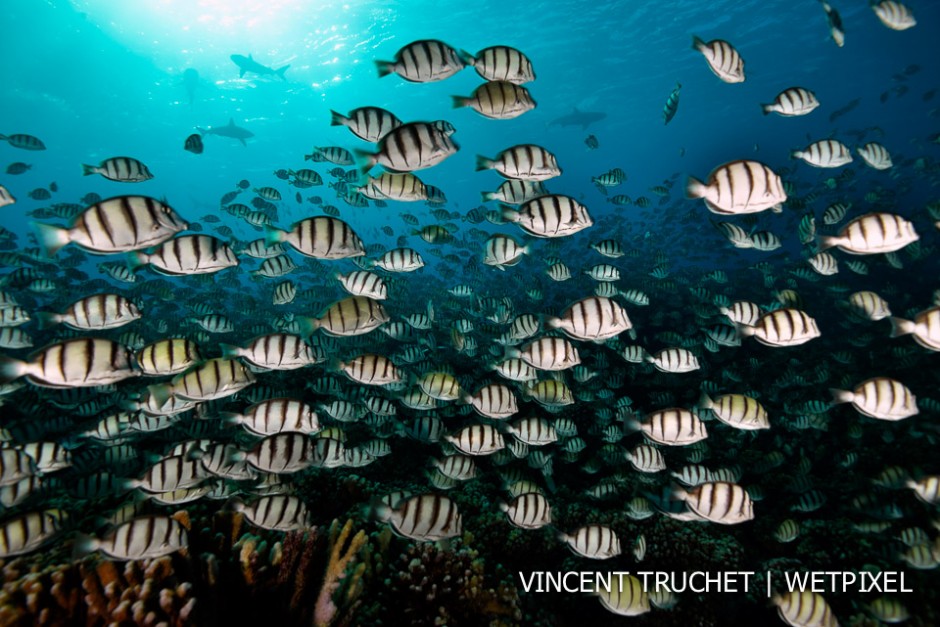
[699,393,770,430]
[81,156,153,182]
[872,0,916,30]
[433,455,476,480]
[906,476,940,505]
[376,39,465,82]
[687,160,786,214]
[857,142,893,170]
[597,575,650,616]
[445,424,505,455]
[822,202,850,225]
[791,139,853,167]
[647,348,699,373]
[476,144,561,181]
[506,417,556,445]
[632,408,708,446]
[192,313,234,333]
[221,333,321,370]
[374,247,424,272]
[338,354,402,386]
[590,239,624,258]
[300,296,388,338]
[236,433,316,474]
[525,380,573,407]
[807,251,839,275]
[0,327,32,349]
[739,308,820,347]
[773,591,838,627]
[0,133,46,150]
[560,524,621,559]
[761,87,819,117]
[663,82,681,124]
[37,294,140,330]
[831,377,918,421]
[0,338,138,387]
[501,195,593,238]
[418,371,462,400]
[360,172,427,202]
[305,146,354,165]
[513,337,580,370]
[273,281,296,305]
[466,383,518,419]
[266,216,365,259]
[376,493,463,541]
[492,358,539,382]
[130,234,238,275]
[75,515,188,561]
[847,291,891,320]
[890,306,940,351]
[358,122,459,173]
[232,495,312,531]
[34,195,188,256]
[584,264,620,282]
[134,455,207,492]
[676,481,754,524]
[627,444,666,472]
[821,2,845,46]
[330,106,402,142]
[483,234,528,269]
[501,492,551,529]
[818,212,918,255]
[137,338,201,376]
[482,178,548,204]
[452,81,536,120]
[0,509,67,558]
[336,270,387,300]
[546,296,632,342]
[151,357,254,404]
[461,45,535,84]
[692,36,745,83]
[0,449,37,487]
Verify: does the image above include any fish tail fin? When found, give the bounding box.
[0,356,27,384]
[375,60,394,78]
[451,95,469,109]
[81,164,97,176]
[275,64,290,80]
[816,235,837,252]
[760,103,773,115]
[889,317,915,338]
[475,155,494,171]
[265,225,287,246]
[829,388,854,405]
[691,35,706,51]
[790,149,803,160]
[32,222,70,257]
[685,175,706,199]
[147,383,173,410]
[72,534,100,560]
[500,205,521,223]
[219,344,243,360]
[697,392,714,411]
[354,149,378,174]
[297,316,320,338]
[329,110,348,127]
[458,49,476,66]
[35,311,62,330]
[126,251,148,271]
[480,191,495,202]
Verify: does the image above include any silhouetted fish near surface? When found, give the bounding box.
[828,97,860,123]
[548,107,606,129]
[231,54,289,80]
[196,119,254,146]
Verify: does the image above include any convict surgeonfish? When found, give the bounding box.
[791,139,853,168]
[0,338,138,388]
[330,106,403,142]
[34,196,188,256]
[739,308,820,347]
[871,0,916,31]
[545,296,632,342]
[761,87,819,116]
[662,82,681,124]
[358,122,459,173]
[687,160,786,214]
[818,213,918,255]
[501,195,593,237]
[375,493,463,541]
[75,515,189,561]
[82,157,153,182]
[461,45,535,84]
[376,39,466,82]
[476,145,561,181]
[692,36,745,83]
[830,377,918,421]
[452,81,536,120]
[266,216,365,259]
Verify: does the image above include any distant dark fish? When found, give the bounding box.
[828,97,860,123]
[923,89,935,102]
[584,135,599,150]
[5,163,31,175]
[548,107,607,129]
[28,188,51,200]
[903,63,920,75]
[196,118,254,146]
[231,54,289,80]
[184,133,203,154]
[0,133,46,150]
[237,179,250,189]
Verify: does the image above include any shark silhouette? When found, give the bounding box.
[231,54,290,80]
[196,119,254,147]
[548,106,607,129]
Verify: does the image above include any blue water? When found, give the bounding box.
[3,0,940,625]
